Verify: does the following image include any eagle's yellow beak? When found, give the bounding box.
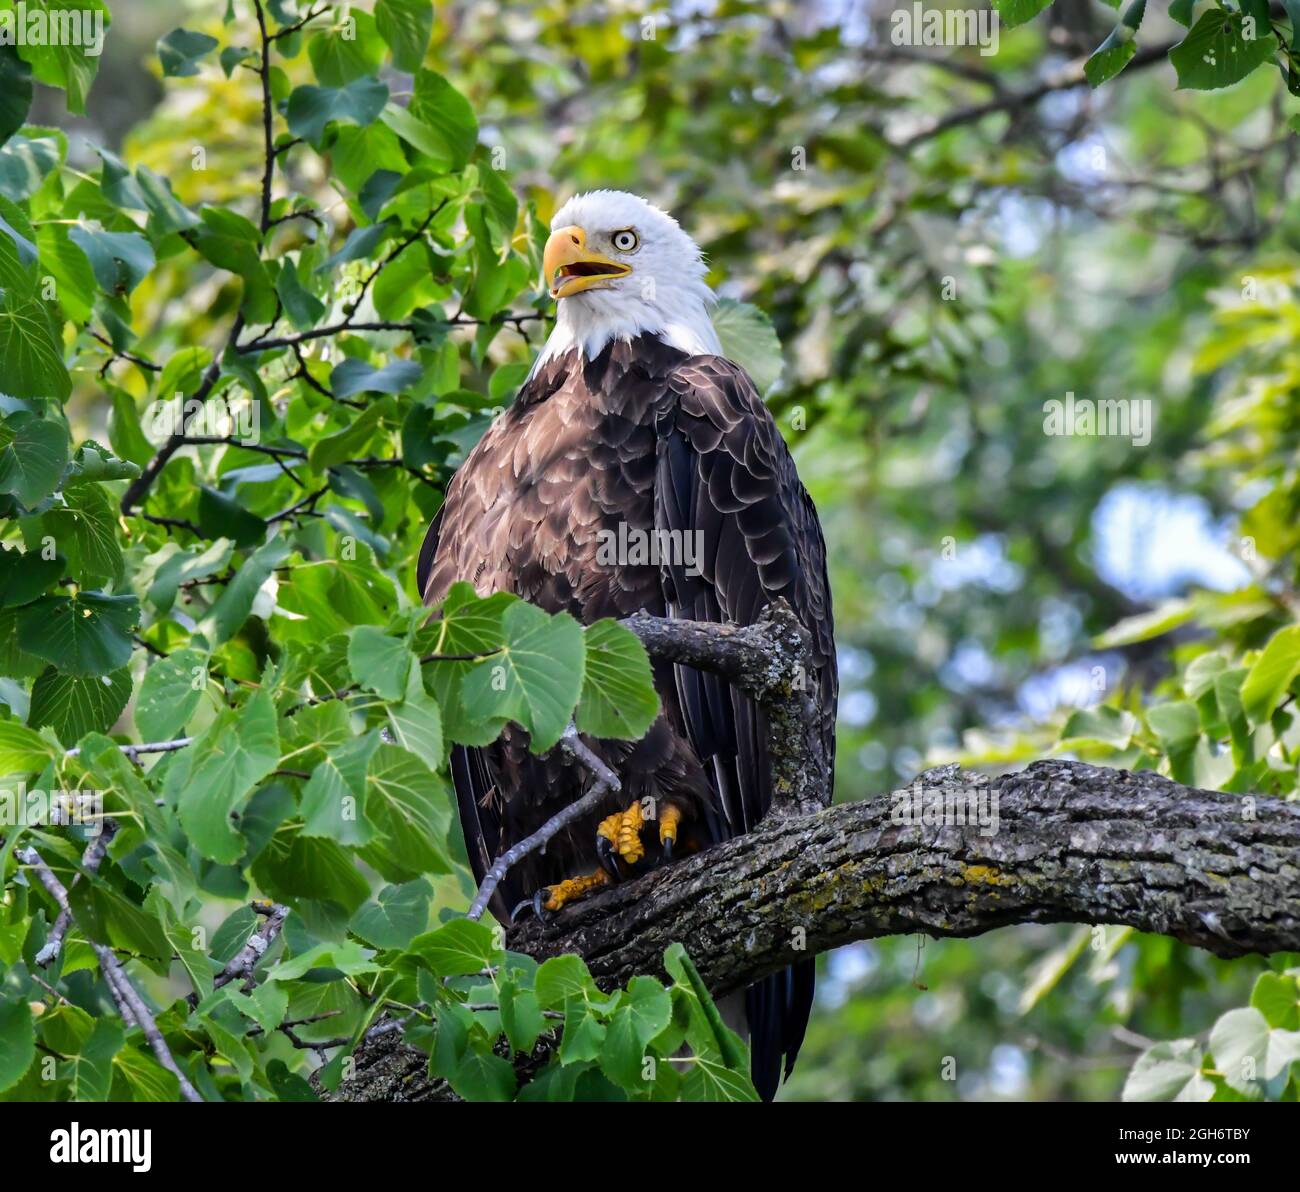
[543,225,631,299]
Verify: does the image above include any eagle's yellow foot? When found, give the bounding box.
[658,802,683,862]
[596,800,646,877]
[511,868,611,923]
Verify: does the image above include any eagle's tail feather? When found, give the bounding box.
[747,960,815,1101]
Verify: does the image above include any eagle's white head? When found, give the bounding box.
[532,190,722,369]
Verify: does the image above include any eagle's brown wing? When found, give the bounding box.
[656,354,837,1099]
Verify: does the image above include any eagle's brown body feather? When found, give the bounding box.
[419,332,836,1097]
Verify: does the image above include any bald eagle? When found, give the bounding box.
[419,191,837,1100]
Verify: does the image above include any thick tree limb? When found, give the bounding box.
[329,760,1300,1100]
[625,602,831,818]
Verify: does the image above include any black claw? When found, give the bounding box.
[661,837,674,864]
[510,891,551,924]
[596,835,623,882]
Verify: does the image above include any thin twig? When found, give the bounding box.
[466,725,621,921]
[35,823,116,967]
[202,901,289,1003]
[18,846,203,1102]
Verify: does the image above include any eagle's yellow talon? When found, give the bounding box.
[658,803,682,848]
[597,801,646,865]
[541,868,610,912]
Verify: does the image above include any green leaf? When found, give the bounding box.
[1215,668,1253,765]
[1251,972,1300,1031]
[664,943,747,1071]
[682,1052,761,1101]
[559,1001,606,1064]
[300,729,378,846]
[17,592,138,676]
[351,879,432,949]
[0,47,34,150]
[250,826,370,914]
[0,132,61,201]
[576,619,659,740]
[197,485,266,549]
[1123,1039,1213,1101]
[376,0,433,71]
[0,1000,35,1094]
[62,440,141,487]
[1241,624,1300,724]
[194,534,292,647]
[35,225,95,322]
[1085,0,1145,87]
[449,1042,516,1101]
[711,299,784,394]
[408,917,499,977]
[69,224,155,295]
[499,975,547,1056]
[171,689,280,863]
[1146,700,1200,756]
[0,291,70,400]
[0,412,68,505]
[1210,1006,1300,1088]
[15,3,108,113]
[287,77,389,146]
[135,647,208,741]
[189,206,262,277]
[534,953,599,1010]
[316,221,393,275]
[158,28,218,77]
[42,482,122,584]
[330,357,423,398]
[622,974,673,1046]
[1093,599,1193,648]
[600,1002,649,1090]
[27,666,131,745]
[991,0,1053,28]
[359,743,453,879]
[113,1046,180,1102]
[307,13,385,85]
[70,1017,124,1102]
[136,166,201,233]
[143,538,233,614]
[385,663,443,762]
[404,69,477,171]
[1170,10,1277,91]
[144,886,214,1001]
[0,544,62,607]
[156,349,213,403]
[0,719,58,777]
[266,939,378,982]
[275,259,325,330]
[1058,705,1135,749]
[461,602,585,753]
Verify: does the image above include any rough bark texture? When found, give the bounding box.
[625,601,830,818]
[327,759,1300,1101]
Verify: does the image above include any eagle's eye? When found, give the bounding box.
[611,228,639,252]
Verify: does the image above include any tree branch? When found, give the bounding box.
[897,43,1177,150]
[19,845,204,1102]
[330,759,1300,1100]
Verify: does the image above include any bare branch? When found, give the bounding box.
[19,846,204,1102]
[201,900,289,1004]
[34,823,116,968]
[466,725,623,920]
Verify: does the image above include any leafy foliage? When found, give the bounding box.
[0,0,741,1102]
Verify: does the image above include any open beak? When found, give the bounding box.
[543,225,631,299]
